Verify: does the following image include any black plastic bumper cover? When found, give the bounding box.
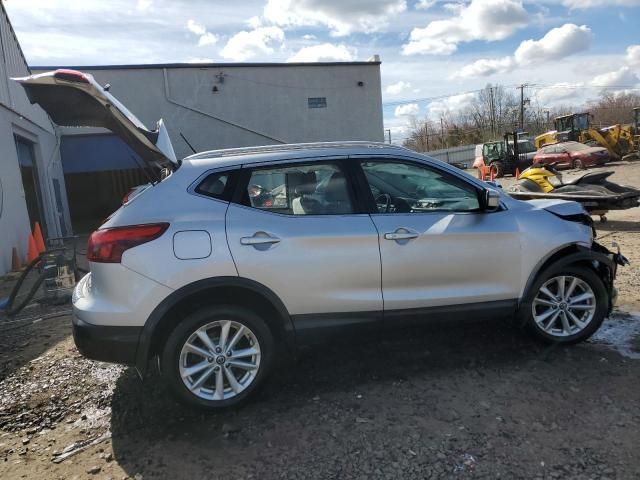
[72,314,142,365]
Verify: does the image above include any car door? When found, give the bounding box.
[226,159,383,331]
[355,157,521,315]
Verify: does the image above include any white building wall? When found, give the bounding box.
[0,5,70,275]
[52,63,384,160]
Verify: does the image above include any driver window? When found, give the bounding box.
[360,161,480,214]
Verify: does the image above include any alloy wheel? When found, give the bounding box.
[532,275,596,337]
[179,320,261,401]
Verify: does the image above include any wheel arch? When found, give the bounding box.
[517,242,615,325]
[135,277,295,376]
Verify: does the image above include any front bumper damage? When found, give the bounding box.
[589,241,629,313]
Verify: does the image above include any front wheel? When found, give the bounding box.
[524,266,608,344]
[572,159,585,169]
[161,305,275,409]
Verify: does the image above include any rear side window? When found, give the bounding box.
[195,171,230,200]
[242,163,354,215]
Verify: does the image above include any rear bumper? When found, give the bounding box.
[72,313,141,365]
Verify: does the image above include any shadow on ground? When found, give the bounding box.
[108,318,640,479]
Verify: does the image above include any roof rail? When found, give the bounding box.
[185,141,410,160]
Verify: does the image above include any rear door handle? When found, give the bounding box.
[240,234,281,246]
[384,229,419,241]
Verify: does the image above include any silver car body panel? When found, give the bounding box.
[72,143,592,327]
[226,204,383,315]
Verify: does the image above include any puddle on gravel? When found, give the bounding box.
[589,312,640,359]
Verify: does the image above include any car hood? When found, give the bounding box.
[12,69,177,170]
[526,199,587,217]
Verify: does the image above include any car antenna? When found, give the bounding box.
[180,132,197,154]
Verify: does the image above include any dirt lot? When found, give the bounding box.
[1,162,640,480]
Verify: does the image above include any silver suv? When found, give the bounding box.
[17,71,627,409]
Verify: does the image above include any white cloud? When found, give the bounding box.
[287,43,356,62]
[456,24,592,78]
[264,0,407,36]
[220,26,285,61]
[136,0,152,11]
[626,45,640,68]
[591,66,640,88]
[186,57,214,63]
[562,0,640,8]
[455,56,515,78]
[198,32,218,47]
[514,24,592,65]
[385,80,412,95]
[402,0,528,56]
[395,103,419,116]
[535,82,583,106]
[415,0,436,9]
[186,19,218,47]
[247,16,263,28]
[427,92,476,119]
[186,19,207,36]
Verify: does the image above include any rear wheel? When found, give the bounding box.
[489,161,504,178]
[524,266,607,344]
[161,305,275,409]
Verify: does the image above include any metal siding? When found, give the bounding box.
[425,144,476,165]
[0,5,54,132]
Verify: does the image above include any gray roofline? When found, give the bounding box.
[30,61,381,71]
[185,141,410,161]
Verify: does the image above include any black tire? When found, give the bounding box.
[522,265,608,345]
[5,255,45,316]
[489,161,504,178]
[572,159,585,170]
[161,305,275,409]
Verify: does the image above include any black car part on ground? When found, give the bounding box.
[2,237,84,317]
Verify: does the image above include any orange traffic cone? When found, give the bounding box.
[11,247,22,271]
[33,222,46,253]
[27,234,39,263]
[490,167,495,182]
[515,168,520,179]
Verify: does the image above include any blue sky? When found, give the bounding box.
[5,0,640,142]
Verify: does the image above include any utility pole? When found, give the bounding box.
[488,86,496,138]
[425,122,429,151]
[440,117,446,148]
[518,84,527,130]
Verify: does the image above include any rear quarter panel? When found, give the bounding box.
[101,167,238,290]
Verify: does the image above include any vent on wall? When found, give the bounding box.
[308,97,327,109]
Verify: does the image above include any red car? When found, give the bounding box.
[533,141,610,169]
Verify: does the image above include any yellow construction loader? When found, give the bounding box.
[534,112,636,161]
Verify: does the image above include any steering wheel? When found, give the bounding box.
[374,193,392,213]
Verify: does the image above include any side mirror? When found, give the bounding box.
[483,189,501,211]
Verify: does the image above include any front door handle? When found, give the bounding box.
[384,229,419,241]
[240,233,281,246]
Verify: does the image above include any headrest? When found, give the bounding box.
[324,171,348,202]
[289,171,317,196]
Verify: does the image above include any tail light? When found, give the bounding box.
[53,69,90,84]
[87,223,169,263]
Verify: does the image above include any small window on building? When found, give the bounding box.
[195,172,230,200]
[308,97,327,109]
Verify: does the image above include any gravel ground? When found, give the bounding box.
[1,161,640,480]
